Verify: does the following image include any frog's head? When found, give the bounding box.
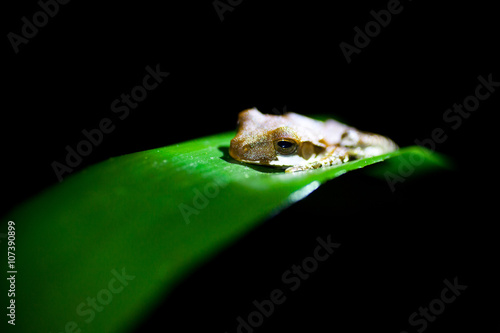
[229,108,326,167]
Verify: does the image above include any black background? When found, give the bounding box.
[2,0,499,332]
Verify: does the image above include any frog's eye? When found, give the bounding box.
[274,139,298,155]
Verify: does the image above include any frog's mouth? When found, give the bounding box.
[267,154,319,167]
[237,150,323,168]
[237,154,311,168]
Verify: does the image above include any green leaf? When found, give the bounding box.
[2,130,449,333]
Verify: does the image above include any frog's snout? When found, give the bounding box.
[229,138,244,162]
[229,137,275,164]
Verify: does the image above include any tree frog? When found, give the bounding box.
[229,108,398,172]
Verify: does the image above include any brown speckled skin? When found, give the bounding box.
[229,108,397,171]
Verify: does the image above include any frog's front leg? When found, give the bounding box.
[285,146,350,173]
